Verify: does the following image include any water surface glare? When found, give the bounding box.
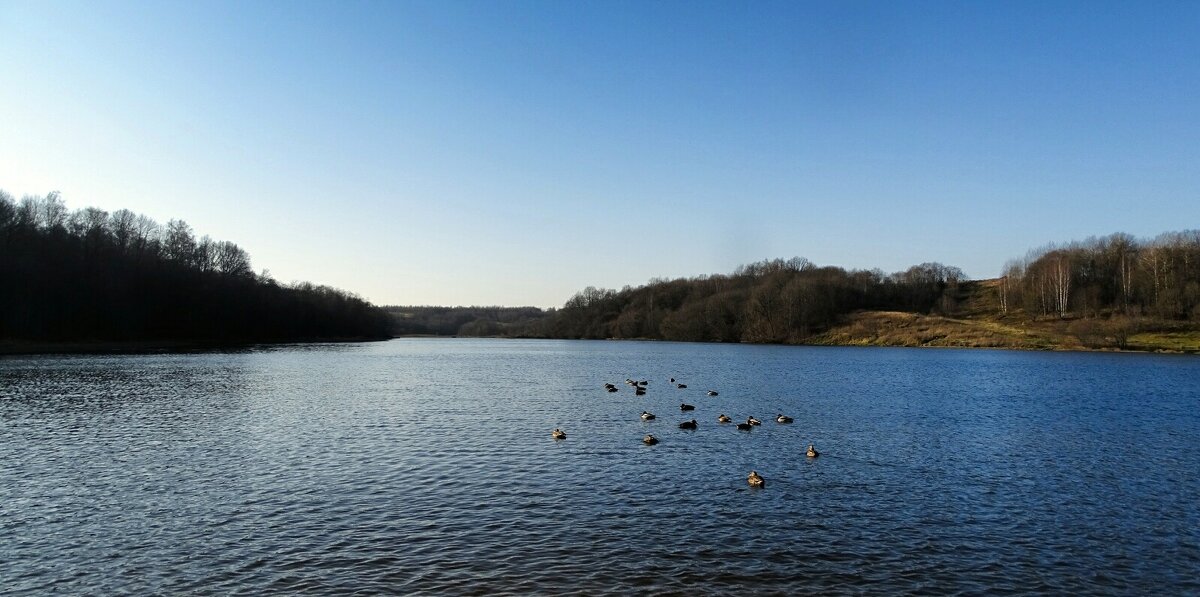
[2,339,1199,594]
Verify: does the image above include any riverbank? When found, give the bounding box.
[0,337,389,356]
[806,310,1200,353]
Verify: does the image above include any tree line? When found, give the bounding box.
[387,230,1200,346]
[386,305,548,337]
[543,258,965,342]
[1,190,392,345]
[386,258,966,342]
[998,231,1200,320]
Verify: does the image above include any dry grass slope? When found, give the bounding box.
[808,279,1200,353]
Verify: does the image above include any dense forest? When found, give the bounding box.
[549,231,1200,344]
[386,258,967,342]
[999,232,1200,320]
[0,190,392,347]
[387,231,1200,351]
[544,258,967,342]
[386,305,548,337]
[8,186,1193,352]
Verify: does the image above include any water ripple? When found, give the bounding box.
[2,340,1199,594]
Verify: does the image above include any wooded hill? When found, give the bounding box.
[389,258,968,342]
[392,232,1200,352]
[386,305,547,337]
[1,190,392,349]
[545,258,969,343]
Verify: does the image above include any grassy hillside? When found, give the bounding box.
[809,280,1200,353]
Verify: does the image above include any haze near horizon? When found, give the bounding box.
[2,1,1198,308]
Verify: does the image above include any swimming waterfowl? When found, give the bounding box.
[676,383,688,389]
[635,387,646,396]
[638,380,648,386]
[776,414,793,423]
[747,471,765,487]
[806,444,820,458]
[717,414,732,423]
[552,428,566,440]
[643,434,658,445]
[680,403,695,411]
[707,390,718,396]
[641,411,656,420]
[736,420,753,431]
[748,416,762,426]
[678,419,698,430]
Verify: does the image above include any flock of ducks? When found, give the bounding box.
[555,376,821,487]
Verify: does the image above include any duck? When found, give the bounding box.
[748,416,762,426]
[643,434,659,445]
[717,414,732,423]
[670,377,675,383]
[706,390,719,396]
[638,380,648,386]
[606,385,619,393]
[736,420,753,431]
[747,471,765,487]
[680,403,695,411]
[641,411,656,420]
[776,414,793,423]
[676,383,688,389]
[635,387,646,396]
[552,428,566,440]
[678,419,698,430]
[806,444,820,458]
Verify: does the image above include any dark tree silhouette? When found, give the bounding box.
[0,190,392,347]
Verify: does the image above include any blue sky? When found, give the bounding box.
[2,1,1198,307]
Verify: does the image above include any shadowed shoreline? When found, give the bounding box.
[0,337,390,356]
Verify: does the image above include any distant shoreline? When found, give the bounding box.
[6,332,1197,357]
[387,334,1199,355]
[0,337,388,356]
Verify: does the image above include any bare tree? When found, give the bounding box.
[999,259,1024,314]
[195,235,216,272]
[164,219,197,263]
[39,191,68,230]
[214,241,253,277]
[0,190,14,229]
[1051,252,1072,318]
[110,209,138,249]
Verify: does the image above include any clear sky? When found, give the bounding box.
[2,1,1198,307]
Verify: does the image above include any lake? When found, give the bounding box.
[2,339,1198,594]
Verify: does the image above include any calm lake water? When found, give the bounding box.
[2,339,1199,594]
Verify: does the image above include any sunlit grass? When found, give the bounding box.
[1128,332,1200,352]
[807,278,1200,355]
